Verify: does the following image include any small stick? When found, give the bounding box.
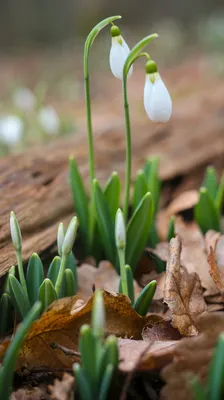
[50,342,80,358]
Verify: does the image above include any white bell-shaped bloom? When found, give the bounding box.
[38,105,60,135]
[109,36,133,80]
[0,115,23,146]
[13,87,36,111]
[144,73,172,123]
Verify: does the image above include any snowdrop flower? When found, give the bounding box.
[0,115,23,146]
[109,25,133,80]
[144,60,172,123]
[13,87,36,111]
[38,105,60,135]
[115,208,126,250]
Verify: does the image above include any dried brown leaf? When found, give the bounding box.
[49,373,74,400]
[142,319,181,342]
[161,312,224,400]
[164,236,207,336]
[208,245,224,295]
[10,386,49,400]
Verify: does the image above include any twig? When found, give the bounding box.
[50,342,80,358]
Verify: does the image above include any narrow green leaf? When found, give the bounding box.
[143,156,161,215]
[167,216,176,242]
[8,274,31,319]
[3,266,16,294]
[47,256,61,285]
[69,157,89,251]
[103,335,119,370]
[215,173,224,212]
[93,179,116,265]
[104,172,121,223]
[207,332,224,400]
[202,166,219,201]
[64,269,77,296]
[0,302,42,400]
[0,294,13,337]
[134,280,157,316]
[189,375,206,400]
[73,364,92,400]
[194,187,220,234]
[26,253,44,305]
[78,325,99,394]
[66,252,78,293]
[132,170,148,212]
[99,364,114,400]
[38,279,57,312]
[126,192,154,271]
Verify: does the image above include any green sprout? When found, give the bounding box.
[73,290,119,400]
[194,166,224,234]
[0,302,42,400]
[190,332,224,400]
[0,213,78,334]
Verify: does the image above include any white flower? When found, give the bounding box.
[109,36,133,80]
[115,208,126,249]
[0,115,23,146]
[38,105,60,135]
[144,72,172,123]
[13,88,36,111]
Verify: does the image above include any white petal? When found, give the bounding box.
[147,74,172,123]
[0,115,23,145]
[144,76,153,119]
[109,36,133,80]
[38,105,60,135]
[13,88,36,111]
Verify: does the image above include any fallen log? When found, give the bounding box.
[0,61,224,277]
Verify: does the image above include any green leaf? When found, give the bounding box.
[69,157,89,251]
[73,364,92,400]
[194,187,220,234]
[47,256,61,285]
[104,172,121,223]
[215,173,224,213]
[0,302,42,400]
[78,325,99,394]
[207,332,224,400]
[8,274,31,319]
[134,280,157,316]
[93,179,116,265]
[103,335,119,370]
[143,156,161,215]
[38,279,57,312]
[66,252,78,293]
[132,170,148,212]
[202,166,219,201]
[118,265,134,305]
[64,269,77,296]
[26,253,44,305]
[123,34,158,78]
[99,364,114,400]
[189,375,206,400]
[126,192,154,271]
[0,294,13,337]
[167,216,176,242]
[3,265,16,294]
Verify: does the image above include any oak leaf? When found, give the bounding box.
[164,236,207,336]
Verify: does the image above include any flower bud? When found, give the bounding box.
[115,208,126,249]
[10,211,22,251]
[91,290,105,338]
[62,216,78,256]
[57,222,65,256]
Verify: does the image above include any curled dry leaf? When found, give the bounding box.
[207,245,224,296]
[161,312,224,400]
[11,386,49,400]
[12,291,160,372]
[49,373,74,400]
[164,236,207,336]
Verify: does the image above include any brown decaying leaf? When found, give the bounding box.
[49,373,74,400]
[164,236,207,336]
[208,245,224,296]
[10,386,49,400]
[161,312,224,400]
[15,291,163,372]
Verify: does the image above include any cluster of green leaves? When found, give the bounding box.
[194,166,224,234]
[73,290,118,400]
[0,302,42,400]
[70,156,175,274]
[0,213,78,336]
[191,333,224,400]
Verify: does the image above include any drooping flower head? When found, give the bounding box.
[144,59,172,123]
[109,25,133,80]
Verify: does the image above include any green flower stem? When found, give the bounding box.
[118,248,128,297]
[83,15,121,249]
[122,34,158,221]
[55,254,67,296]
[16,249,28,297]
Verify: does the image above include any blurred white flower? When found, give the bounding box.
[0,115,23,146]
[109,25,133,80]
[38,105,60,135]
[13,88,36,111]
[144,71,172,123]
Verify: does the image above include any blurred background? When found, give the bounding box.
[0,0,224,156]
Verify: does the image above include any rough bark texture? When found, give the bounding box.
[1,61,224,277]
